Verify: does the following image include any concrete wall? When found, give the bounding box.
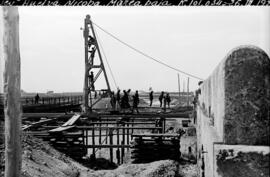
[196,46,270,177]
[0,7,4,144]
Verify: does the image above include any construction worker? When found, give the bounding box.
[132,90,140,113]
[121,90,130,111]
[116,89,121,110]
[165,93,171,108]
[149,91,154,107]
[89,71,95,90]
[35,93,40,104]
[89,47,96,64]
[110,92,116,111]
[159,91,164,107]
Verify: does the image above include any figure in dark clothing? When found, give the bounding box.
[94,91,97,99]
[89,71,95,90]
[121,90,130,110]
[159,91,164,107]
[110,92,116,110]
[149,91,154,107]
[116,89,121,109]
[35,94,40,104]
[165,93,171,108]
[132,90,140,113]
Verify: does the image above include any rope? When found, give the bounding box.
[95,29,119,90]
[91,20,204,81]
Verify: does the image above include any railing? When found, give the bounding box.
[21,95,83,106]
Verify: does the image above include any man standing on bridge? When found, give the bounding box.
[159,91,164,107]
[116,89,121,110]
[132,90,140,114]
[35,93,40,104]
[110,92,116,111]
[165,93,171,108]
[149,91,154,107]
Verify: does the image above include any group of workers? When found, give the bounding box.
[110,89,171,113]
[110,89,140,113]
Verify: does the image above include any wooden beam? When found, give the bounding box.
[131,133,180,137]
[86,144,129,148]
[85,112,190,118]
[2,6,22,177]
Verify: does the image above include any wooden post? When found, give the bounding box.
[99,118,101,148]
[105,117,108,144]
[131,118,134,140]
[127,123,129,149]
[187,77,190,106]
[116,122,120,164]
[121,124,125,164]
[109,129,113,163]
[86,129,88,146]
[121,140,124,164]
[177,73,181,105]
[2,7,22,177]
[92,127,95,157]
[122,123,125,150]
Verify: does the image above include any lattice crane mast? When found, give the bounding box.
[83,15,111,113]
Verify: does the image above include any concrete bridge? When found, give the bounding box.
[196,46,270,177]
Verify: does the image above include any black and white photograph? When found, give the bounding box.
[0,6,269,177]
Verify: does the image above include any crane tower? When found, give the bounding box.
[83,15,111,113]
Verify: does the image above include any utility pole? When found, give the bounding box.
[83,14,111,114]
[1,6,22,177]
[187,77,190,106]
[177,73,181,105]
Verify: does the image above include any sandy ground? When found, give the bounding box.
[0,96,198,177]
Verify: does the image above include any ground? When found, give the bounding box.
[0,95,198,177]
[1,134,198,177]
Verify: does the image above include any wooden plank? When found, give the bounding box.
[2,7,22,177]
[49,126,75,132]
[86,144,130,148]
[22,118,56,131]
[62,114,80,126]
[22,113,70,118]
[90,122,155,125]
[85,112,190,119]
[131,133,180,137]
[77,126,162,130]
[43,126,162,130]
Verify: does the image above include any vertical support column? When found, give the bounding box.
[187,77,190,107]
[86,129,88,146]
[99,117,101,148]
[121,123,125,164]
[121,140,124,164]
[116,121,120,164]
[105,117,108,144]
[127,122,129,149]
[2,6,22,177]
[83,15,90,113]
[109,129,113,163]
[178,73,181,104]
[92,127,95,158]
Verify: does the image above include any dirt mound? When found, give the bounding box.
[0,133,91,177]
[84,160,179,177]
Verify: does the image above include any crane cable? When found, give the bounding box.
[95,28,119,90]
[91,20,204,81]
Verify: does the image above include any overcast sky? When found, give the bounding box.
[18,6,270,93]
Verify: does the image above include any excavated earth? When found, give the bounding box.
[0,133,198,177]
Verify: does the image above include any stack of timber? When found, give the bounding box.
[130,134,181,163]
[47,114,87,160]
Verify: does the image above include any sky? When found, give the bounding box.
[17,6,270,93]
